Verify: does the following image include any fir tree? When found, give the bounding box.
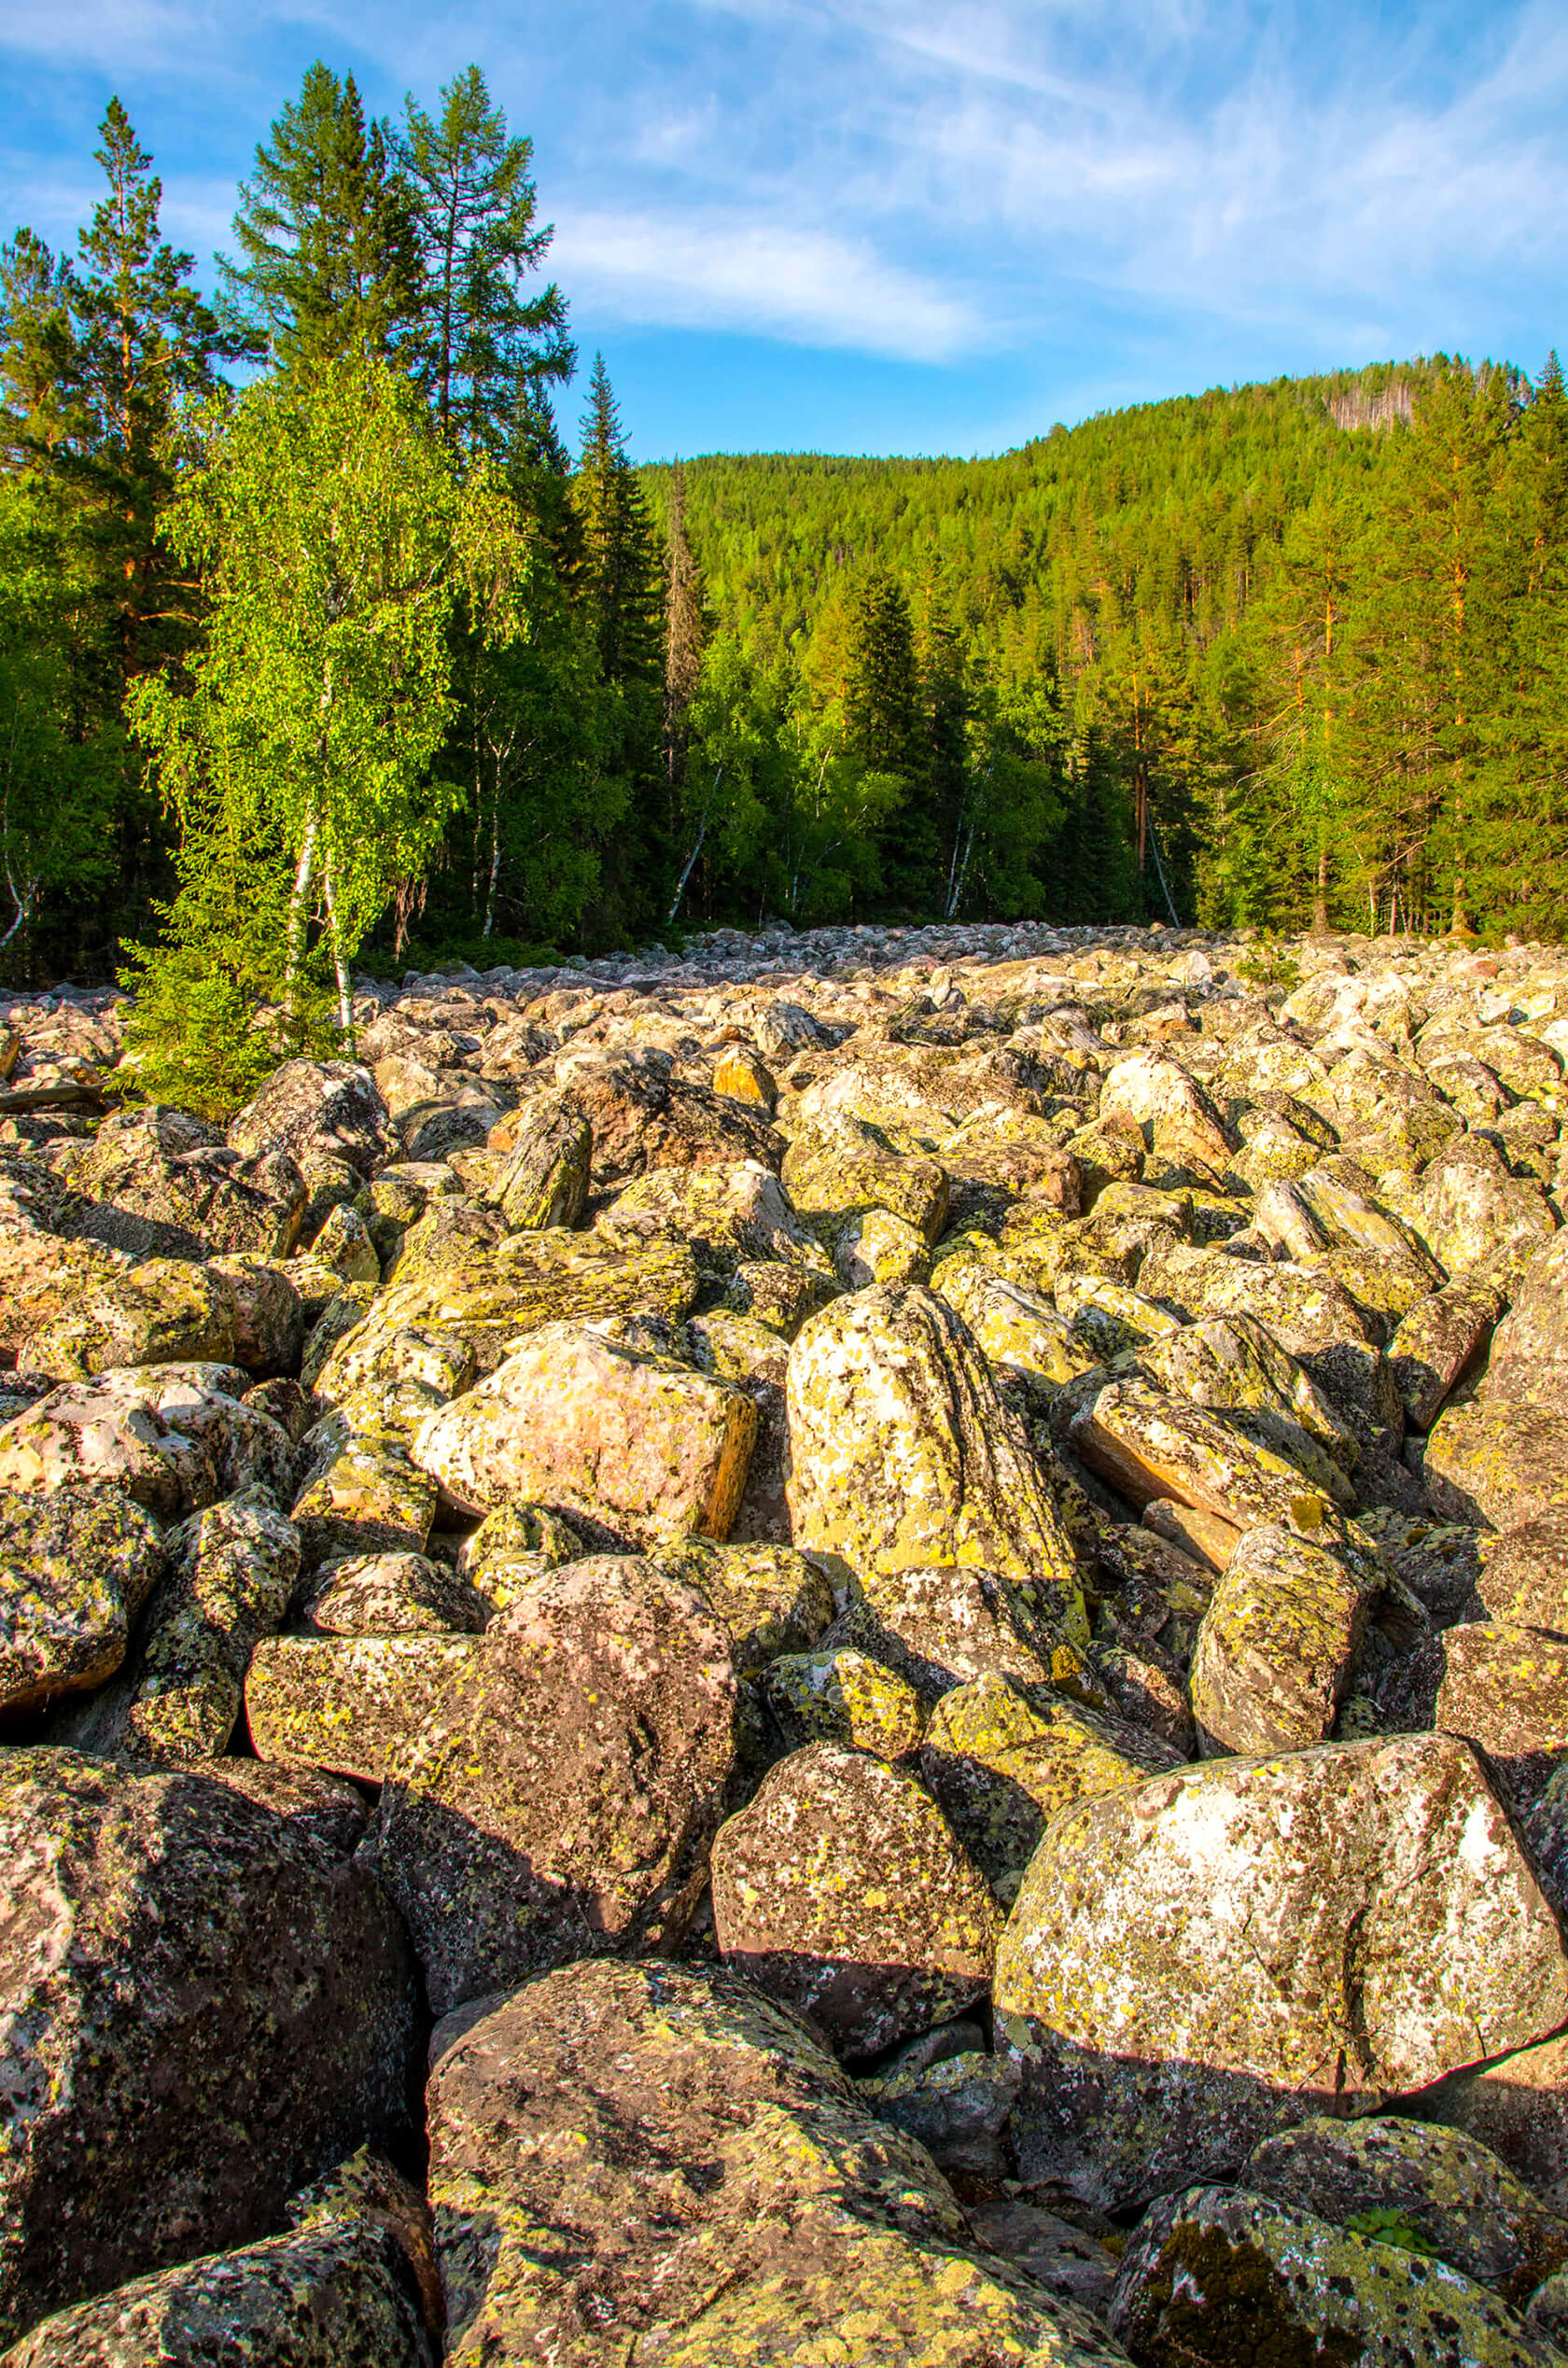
[221,64,421,373]
[398,65,574,457]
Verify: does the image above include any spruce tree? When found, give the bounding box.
[398,66,573,457]
[222,64,421,372]
[664,457,707,781]
[842,567,928,906]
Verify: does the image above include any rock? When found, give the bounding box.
[560,1051,782,1188]
[932,1260,1096,1400]
[8,1242,240,1380]
[316,1229,701,1386]
[227,1058,389,1175]
[2,2153,437,2366]
[1098,1051,1234,1172]
[291,1433,437,1568]
[1070,1377,1337,1530]
[787,1284,1086,1645]
[426,1958,1127,2367]
[1109,2184,1562,2368]
[54,1487,300,1764]
[311,1200,381,1283]
[1422,1620,1568,1799]
[303,1548,490,1635]
[825,1562,1060,1700]
[965,2200,1119,2321]
[412,1320,757,1542]
[252,1556,738,2014]
[455,1497,579,1608]
[1479,1514,1568,1633]
[1415,2032,1568,2214]
[209,1254,306,1372]
[0,1487,163,1717]
[1425,1394,1568,1529]
[994,1733,1568,2211]
[1243,2113,1568,2305]
[0,1747,415,2345]
[712,1042,777,1107]
[651,1534,834,1670]
[834,1202,932,1287]
[1492,1234,1568,1396]
[105,1361,296,1498]
[600,1157,830,1282]
[1134,1310,1359,1484]
[710,1738,998,2060]
[687,1307,793,1542]
[1392,1278,1504,1429]
[763,1646,926,1757]
[919,1672,1183,1905]
[483,1091,591,1231]
[0,1380,217,1517]
[1190,1520,1376,1756]
[782,1109,950,1243]
[1138,1239,1375,1364]
[1420,1134,1558,1277]
[861,2048,1022,2179]
[69,1104,306,1261]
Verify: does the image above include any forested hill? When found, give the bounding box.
[641,362,1420,663]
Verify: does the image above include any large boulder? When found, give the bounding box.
[483,1092,590,1232]
[426,1958,1127,2367]
[1425,1394,1568,1530]
[250,1556,738,2014]
[994,1732,1568,2211]
[0,1487,163,1717]
[69,1104,306,1261]
[710,1740,998,2059]
[1190,1520,1377,1756]
[786,1284,1087,1646]
[781,1110,950,1243]
[0,1748,416,2345]
[226,1059,389,1176]
[3,2153,437,2367]
[0,1380,217,1517]
[412,1320,757,1542]
[1070,1378,1343,1529]
[559,1050,783,1188]
[1109,2185,1561,2368]
[597,1157,830,1276]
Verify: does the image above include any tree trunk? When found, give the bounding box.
[286,814,318,1030]
[321,856,354,1044]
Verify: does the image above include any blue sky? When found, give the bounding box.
[2,0,1565,460]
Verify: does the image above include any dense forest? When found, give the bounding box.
[2,60,1566,1105]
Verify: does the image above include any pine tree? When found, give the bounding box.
[842,567,926,906]
[221,64,421,373]
[398,65,573,457]
[664,457,707,781]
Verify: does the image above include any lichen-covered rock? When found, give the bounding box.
[1414,2031,1568,2214]
[290,1433,437,1569]
[1425,1394,1568,1529]
[1422,1620,1568,1798]
[54,1487,299,1764]
[1098,1052,1234,1173]
[1392,1278,1505,1430]
[1190,1520,1376,1756]
[918,1672,1183,1904]
[1108,2184,1562,2368]
[412,1320,757,1542]
[303,1548,490,1635]
[1070,1377,1337,1531]
[69,1103,306,1262]
[1479,1513,1568,1633]
[484,1091,590,1231]
[0,1380,217,1517]
[651,1534,834,1669]
[12,1246,240,1380]
[560,1051,782,1188]
[598,1157,829,1277]
[995,1733,1568,2210]
[1134,1311,1359,1484]
[1490,1233,1568,1397]
[823,1562,1061,1701]
[787,1284,1086,1644]
[317,1228,701,1387]
[833,1203,932,1288]
[207,1254,305,1372]
[859,2047,1022,2179]
[781,1109,949,1243]
[710,1739,999,2060]
[763,1646,926,1757]
[426,1957,1128,2368]
[1138,1239,1374,1363]
[686,1308,793,1542]
[932,1260,1096,1400]
[1243,2114,1568,2305]
[104,1361,296,1499]
[0,1487,163,1716]
[2,2153,437,2367]
[226,1058,389,1176]
[0,1747,416,2346]
[254,1556,737,2014]
[310,1199,381,1283]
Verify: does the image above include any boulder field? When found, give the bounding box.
[9,914,1568,2361]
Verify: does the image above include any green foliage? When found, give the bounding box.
[1232,932,1303,995]
[1343,2208,1440,2261]
[221,63,421,373]
[127,350,528,1072]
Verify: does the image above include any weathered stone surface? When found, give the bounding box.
[933,1258,1096,1399]
[317,1228,701,1387]
[1134,1310,1358,1485]
[763,1646,926,1757]
[1479,1513,1568,1633]
[787,1284,1087,1643]
[1425,1394,1568,1530]
[1098,1052,1233,1173]
[227,1058,389,1175]
[252,1556,737,2014]
[711,1739,999,2060]
[0,1380,217,1517]
[0,1747,416,2346]
[1243,2114,1568,2305]
[1191,1520,1376,1756]
[1071,1377,1337,1530]
[598,1156,828,1276]
[1491,1233,1568,1397]
[291,1433,437,1568]
[0,1487,163,1718]
[1109,2185,1562,2368]
[413,1319,757,1541]
[995,1733,1568,2210]
[826,1562,1061,1700]
[1393,1278,1505,1430]
[69,1103,306,1262]
[1421,1620,1568,1797]
[303,1548,489,1635]
[55,1487,299,1764]
[560,1051,783,1187]
[485,1092,591,1231]
[3,2154,437,2367]
[427,1958,1127,2367]
[1414,2033,1568,2213]
[782,1109,950,1243]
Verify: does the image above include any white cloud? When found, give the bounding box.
[553,208,977,360]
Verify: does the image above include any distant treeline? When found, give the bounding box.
[2,66,1564,1093]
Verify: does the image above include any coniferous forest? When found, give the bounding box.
[3,63,1567,1101]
